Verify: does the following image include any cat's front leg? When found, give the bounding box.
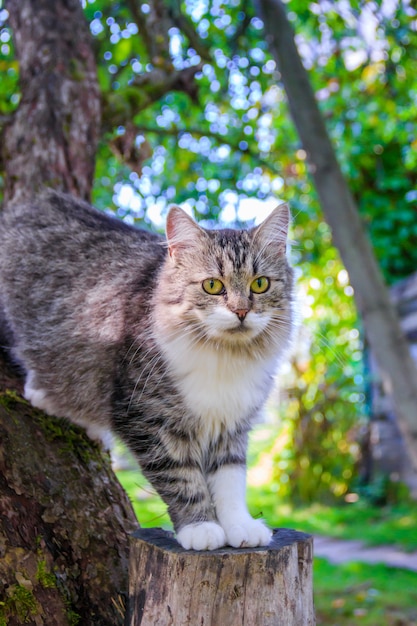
[168,469,227,550]
[140,460,227,550]
[208,464,272,548]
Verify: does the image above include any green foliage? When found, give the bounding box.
[286,0,417,284]
[0,8,18,117]
[83,0,417,283]
[273,251,364,503]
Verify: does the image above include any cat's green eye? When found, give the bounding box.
[250,276,270,294]
[202,278,225,295]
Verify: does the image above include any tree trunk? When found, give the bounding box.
[3,0,100,204]
[129,528,315,626]
[256,0,417,470]
[0,360,137,625]
[0,1,138,623]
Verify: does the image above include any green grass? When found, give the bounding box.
[314,559,417,626]
[116,466,171,528]
[247,490,417,552]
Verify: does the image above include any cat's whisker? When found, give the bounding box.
[129,341,159,369]
[127,353,165,413]
[124,328,156,365]
[159,325,211,350]
[125,340,150,365]
[314,331,347,368]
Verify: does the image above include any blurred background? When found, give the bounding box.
[2,0,417,623]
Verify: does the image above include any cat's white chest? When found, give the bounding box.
[161,336,275,434]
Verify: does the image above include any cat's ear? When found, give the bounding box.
[166,206,207,260]
[253,203,290,255]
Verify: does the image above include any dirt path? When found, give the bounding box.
[314,535,417,572]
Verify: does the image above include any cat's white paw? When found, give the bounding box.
[224,518,272,548]
[86,424,114,450]
[176,522,227,551]
[24,380,56,416]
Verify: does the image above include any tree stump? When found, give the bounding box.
[129,527,314,626]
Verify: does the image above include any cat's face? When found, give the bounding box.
[157,205,293,353]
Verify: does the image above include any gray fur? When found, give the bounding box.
[0,190,294,547]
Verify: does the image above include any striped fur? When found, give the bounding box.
[0,191,294,550]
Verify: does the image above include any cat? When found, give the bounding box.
[0,190,294,551]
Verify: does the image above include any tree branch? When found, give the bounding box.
[229,6,253,56]
[167,0,212,62]
[102,65,201,132]
[126,0,152,55]
[133,123,283,175]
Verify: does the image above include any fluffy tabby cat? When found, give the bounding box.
[0,191,294,551]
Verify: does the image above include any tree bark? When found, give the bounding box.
[129,528,315,626]
[3,0,100,204]
[256,0,417,470]
[1,1,138,623]
[0,359,138,625]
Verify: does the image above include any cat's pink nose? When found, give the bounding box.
[235,309,248,322]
